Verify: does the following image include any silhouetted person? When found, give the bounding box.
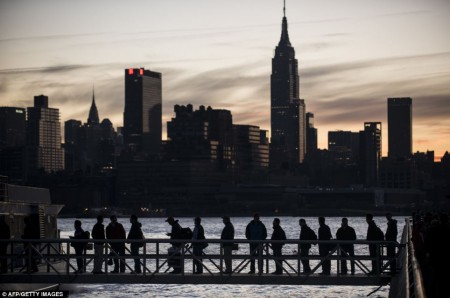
[270,218,286,275]
[318,217,332,275]
[0,216,10,273]
[22,216,39,273]
[71,220,88,273]
[299,218,317,274]
[336,217,356,275]
[245,213,267,274]
[166,216,183,274]
[220,216,234,274]
[106,215,126,273]
[366,213,383,274]
[127,214,143,274]
[192,217,207,274]
[385,213,397,275]
[91,215,105,274]
[424,213,450,298]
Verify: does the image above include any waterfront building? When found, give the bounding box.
[306,112,317,156]
[270,4,306,169]
[388,97,412,159]
[328,130,360,162]
[26,95,64,173]
[359,122,382,187]
[124,68,162,155]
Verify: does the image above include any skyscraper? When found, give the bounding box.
[388,97,412,158]
[306,112,317,156]
[359,122,382,186]
[124,68,162,155]
[270,2,305,168]
[26,95,64,173]
[87,87,99,125]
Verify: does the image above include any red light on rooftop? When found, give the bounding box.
[128,68,134,75]
[140,68,144,75]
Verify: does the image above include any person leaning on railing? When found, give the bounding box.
[127,214,143,274]
[220,216,234,274]
[91,215,105,274]
[336,217,356,275]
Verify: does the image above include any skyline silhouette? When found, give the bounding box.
[0,0,449,159]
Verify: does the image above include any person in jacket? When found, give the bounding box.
[192,217,206,274]
[22,216,40,273]
[166,217,183,274]
[318,217,332,275]
[366,213,382,274]
[71,220,88,273]
[336,217,356,275]
[91,215,105,274]
[220,216,234,274]
[106,215,126,273]
[0,216,11,273]
[385,213,397,275]
[270,218,286,275]
[127,214,143,274]
[299,218,317,274]
[245,213,267,274]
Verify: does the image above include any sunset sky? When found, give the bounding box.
[1,0,449,159]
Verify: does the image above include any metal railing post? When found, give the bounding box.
[220,243,223,275]
[156,242,159,273]
[66,241,70,275]
[143,241,147,276]
[337,243,340,276]
[376,242,380,275]
[297,243,301,276]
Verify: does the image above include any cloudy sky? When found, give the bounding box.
[1,0,449,159]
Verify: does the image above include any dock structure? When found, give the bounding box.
[0,221,426,297]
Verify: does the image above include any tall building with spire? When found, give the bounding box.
[270,1,305,169]
[87,87,99,125]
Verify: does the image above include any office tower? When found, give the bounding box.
[270,3,305,168]
[87,88,99,125]
[359,122,382,186]
[233,125,270,170]
[64,119,82,172]
[306,112,317,155]
[0,107,26,181]
[26,95,64,173]
[124,68,162,155]
[388,97,412,158]
[0,107,26,149]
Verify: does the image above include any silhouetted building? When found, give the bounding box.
[359,122,382,187]
[26,95,64,173]
[380,157,417,189]
[166,104,233,168]
[328,130,360,162]
[270,5,306,169]
[87,87,99,125]
[306,112,317,156]
[124,68,162,155]
[0,107,26,181]
[64,119,83,172]
[0,107,26,149]
[388,97,412,158]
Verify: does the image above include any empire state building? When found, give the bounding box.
[270,3,306,169]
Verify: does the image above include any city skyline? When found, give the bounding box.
[1,0,449,159]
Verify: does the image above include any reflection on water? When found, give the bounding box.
[59,216,398,298]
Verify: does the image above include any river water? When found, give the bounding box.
[58,216,401,297]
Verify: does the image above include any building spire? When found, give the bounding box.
[278,0,291,46]
[87,85,99,124]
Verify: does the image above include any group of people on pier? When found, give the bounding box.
[62,213,398,275]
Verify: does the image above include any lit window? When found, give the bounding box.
[128,68,134,75]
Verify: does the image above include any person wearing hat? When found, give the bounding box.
[166,216,183,274]
[245,213,267,274]
[220,216,234,274]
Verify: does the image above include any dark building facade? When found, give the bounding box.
[388,97,412,158]
[26,95,64,173]
[270,7,305,169]
[306,112,317,156]
[359,122,382,187]
[123,68,162,155]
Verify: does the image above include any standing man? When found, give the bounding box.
[127,214,143,274]
[106,215,126,273]
[91,215,105,274]
[245,213,267,274]
[270,218,286,275]
[71,220,88,273]
[192,217,206,274]
[22,216,40,273]
[318,217,332,275]
[336,217,356,275]
[220,216,234,274]
[366,213,383,274]
[385,213,398,275]
[0,216,11,273]
[299,218,317,274]
[166,217,183,274]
